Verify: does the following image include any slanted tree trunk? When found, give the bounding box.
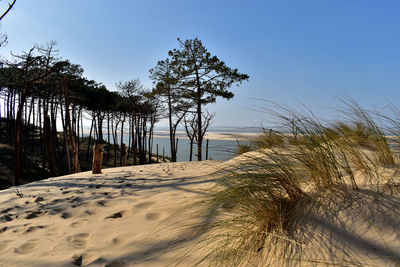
[86,116,94,161]
[76,107,80,159]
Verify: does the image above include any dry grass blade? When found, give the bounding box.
[178,99,400,266]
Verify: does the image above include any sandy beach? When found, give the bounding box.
[0,153,399,266]
[152,130,259,141]
[0,161,220,266]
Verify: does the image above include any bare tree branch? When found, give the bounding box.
[0,0,16,21]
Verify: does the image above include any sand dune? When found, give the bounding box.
[0,161,219,266]
[0,157,399,266]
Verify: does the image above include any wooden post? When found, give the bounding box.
[189,140,193,162]
[163,147,165,162]
[206,139,209,160]
[120,143,127,166]
[175,138,179,160]
[92,141,104,174]
[156,144,159,163]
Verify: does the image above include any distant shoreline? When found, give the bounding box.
[153,130,259,141]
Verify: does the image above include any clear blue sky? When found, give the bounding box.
[1,0,399,127]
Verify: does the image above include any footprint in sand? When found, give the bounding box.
[1,207,14,213]
[134,201,155,209]
[25,211,45,219]
[105,260,128,267]
[61,212,72,219]
[111,237,120,245]
[70,196,83,203]
[105,211,126,219]
[70,219,88,228]
[14,240,38,254]
[67,233,91,249]
[79,209,95,217]
[1,214,13,222]
[48,207,66,215]
[145,212,161,221]
[96,200,108,207]
[25,225,47,233]
[49,198,66,205]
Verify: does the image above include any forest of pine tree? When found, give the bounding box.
[0,38,248,189]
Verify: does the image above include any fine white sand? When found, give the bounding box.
[0,161,219,267]
[0,154,399,266]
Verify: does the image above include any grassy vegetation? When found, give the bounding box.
[236,129,285,155]
[185,100,400,266]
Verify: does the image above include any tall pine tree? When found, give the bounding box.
[170,38,249,161]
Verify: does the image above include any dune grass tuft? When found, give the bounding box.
[184,99,400,266]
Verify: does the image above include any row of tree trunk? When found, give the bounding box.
[0,84,158,186]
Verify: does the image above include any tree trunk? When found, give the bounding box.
[64,78,80,173]
[44,114,57,176]
[194,67,203,161]
[167,92,177,162]
[120,114,125,166]
[120,143,127,166]
[92,142,104,174]
[60,102,71,173]
[206,139,209,160]
[128,116,131,160]
[137,116,142,164]
[86,117,94,161]
[107,113,110,161]
[76,107,80,159]
[97,112,104,142]
[51,100,59,155]
[132,113,137,165]
[14,83,32,186]
[189,139,193,162]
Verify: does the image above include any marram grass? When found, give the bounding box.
[180,100,400,266]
